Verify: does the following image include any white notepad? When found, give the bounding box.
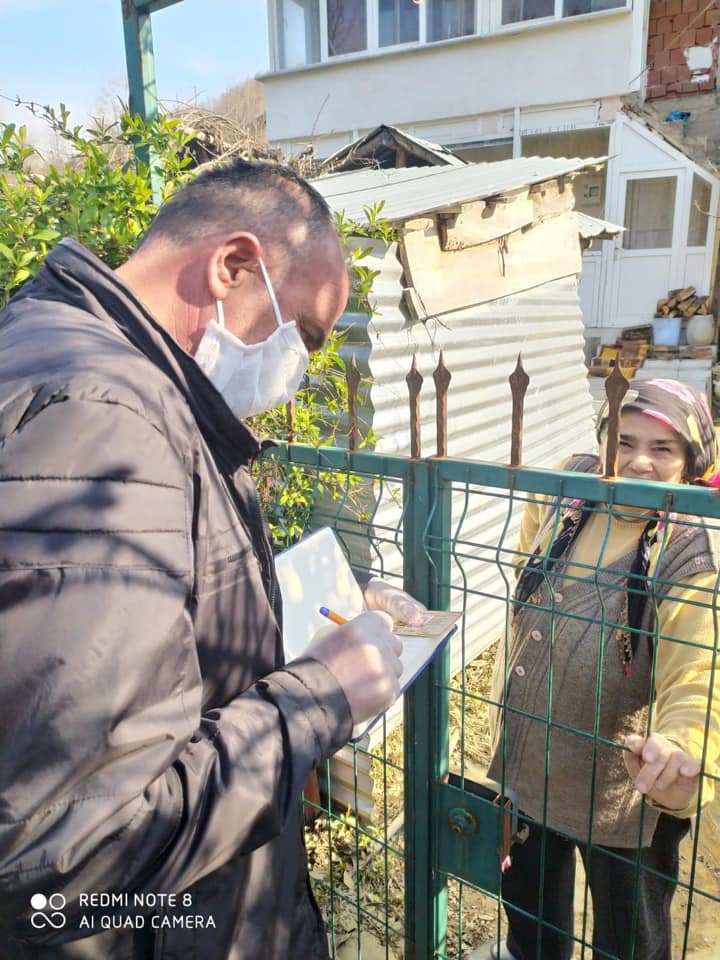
[275,527,460,741]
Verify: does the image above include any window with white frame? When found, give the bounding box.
[623,177,677,250]
[427,0,475,41]
[502,0,553,26]
[379,0,420,46]
[327,0,368,56]
[504,0,626,24]
[278,0,321,68]
[272,0,628,68]
[563,0,625,18]
[687,174,712,247]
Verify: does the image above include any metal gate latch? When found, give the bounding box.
[434,775,519,894]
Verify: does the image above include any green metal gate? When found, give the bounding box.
[260,442,720,960]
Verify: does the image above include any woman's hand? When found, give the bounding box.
[623,732,701,812]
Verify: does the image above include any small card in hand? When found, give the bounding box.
[394,610,462,639]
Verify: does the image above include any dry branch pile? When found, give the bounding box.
[163,103,281,168]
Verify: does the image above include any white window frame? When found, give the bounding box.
[269,0,633,71]
[686,170,715,251]
[491,0,630,33]
[270,0,324,70]
[424,0,477,44]
[324,0,372,59]
[490,0,556,34]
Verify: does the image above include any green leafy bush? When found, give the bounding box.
[0,103,191,296]
[0,103,393,544]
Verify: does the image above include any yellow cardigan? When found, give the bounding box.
[518,493,720,817]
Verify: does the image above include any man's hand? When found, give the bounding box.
[364,577,426,626]
[623,733,701,812]
[305,611,403,724]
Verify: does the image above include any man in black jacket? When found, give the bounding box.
[0,160,416,959]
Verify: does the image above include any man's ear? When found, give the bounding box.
[208,233,262,299]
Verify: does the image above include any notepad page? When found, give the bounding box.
[274,527,364,661]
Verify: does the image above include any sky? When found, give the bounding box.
[0,0,270,137]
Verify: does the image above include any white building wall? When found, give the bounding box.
[264,11,642,149]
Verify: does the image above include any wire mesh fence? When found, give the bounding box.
[258,443,411,958]
[433,460,720,960]
[257,444,720,960]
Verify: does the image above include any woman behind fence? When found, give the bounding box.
[488,378,720,960]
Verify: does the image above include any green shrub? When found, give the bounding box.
[0,103,393,544]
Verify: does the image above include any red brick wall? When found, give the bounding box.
[645,0,719,99]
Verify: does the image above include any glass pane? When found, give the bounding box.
[521,128,610,215]
[327,0,367,56]
[428,0,475,41]
[688,174,711,247]
[502,0,553,24]
[279,0,320,68]
[563,0,625,16]
[520,126,609,158]
[622,177,677,250]
[379,0,419,46]
[452,140,514,163]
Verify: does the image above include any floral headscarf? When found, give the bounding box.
[596,378,718,482]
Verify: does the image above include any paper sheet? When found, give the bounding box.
[275,527,461,740]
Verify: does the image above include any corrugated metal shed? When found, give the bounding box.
[312,155,606,222]
[337,240,597,727]
[319,159,599,678]
[311,159,599,790]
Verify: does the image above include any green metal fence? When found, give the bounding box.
[259,442,720,960]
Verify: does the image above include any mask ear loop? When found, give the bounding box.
[215,299,226,328]
[258,257,284,329]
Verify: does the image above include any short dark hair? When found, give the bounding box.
[139,159,334,252]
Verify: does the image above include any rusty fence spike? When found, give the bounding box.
[406,354,423,460]
[346,353,362,452]
[433,351,451,457]
[286,397,296,443]
[509,354,530,467]
[603,365,629,479]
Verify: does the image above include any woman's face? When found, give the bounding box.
[606,410,687,485]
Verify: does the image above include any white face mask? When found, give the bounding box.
[194,258,310,420]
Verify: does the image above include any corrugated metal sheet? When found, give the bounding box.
[395,131,466,165]
[577,211,625,240]
[319,744,374,822]
[312,156,606,222]
[337,241,598,728]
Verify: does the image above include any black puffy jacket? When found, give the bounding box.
[0,240,351,959]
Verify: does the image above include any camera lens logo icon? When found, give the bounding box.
[30,893,67,930]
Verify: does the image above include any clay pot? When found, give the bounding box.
[686,314,715,347]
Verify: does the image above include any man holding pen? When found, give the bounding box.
[0,160,424,960]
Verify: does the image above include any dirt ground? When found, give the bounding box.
[306,648,719,959]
